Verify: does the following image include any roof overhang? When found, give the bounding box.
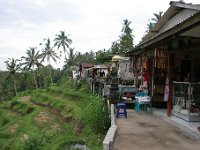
[134,12,200,51]
[180,23,200,37]
[128,1,200,56]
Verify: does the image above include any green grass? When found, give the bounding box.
[10,100,34,115]
[0,77,110,150]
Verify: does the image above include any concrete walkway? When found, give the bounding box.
[113,109,200,150]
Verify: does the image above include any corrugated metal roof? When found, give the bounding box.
[136,12,200,50]
[140,1,200,45]
[93,64,109,69]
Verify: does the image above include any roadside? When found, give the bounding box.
[113,109,200,150]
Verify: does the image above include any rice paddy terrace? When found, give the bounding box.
[0,78,110,150]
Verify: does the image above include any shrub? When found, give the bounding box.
[82,97,110,134]
[50,101,65,110]
[10,100,34,115]
[0,117,9,127]
[0,132,10,138]
[16,134,46,150]
[72,79,89,92]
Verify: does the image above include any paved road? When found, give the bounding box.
[113,109,200,150]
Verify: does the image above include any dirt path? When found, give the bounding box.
[113,109,200,150]
[19,96,34,105]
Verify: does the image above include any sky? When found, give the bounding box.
[0,0,199,70]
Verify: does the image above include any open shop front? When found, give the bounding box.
[170,45,200,121]
[132,40,200,121]
[128,2,200,120]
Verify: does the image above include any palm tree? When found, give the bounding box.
[145,11,163,34]
[42,38,59,83]
[121,19,132,35]
[54,31,72,60]
[4,58,21,95]
[119,19,134,53]
[146,22,154,32]
[21,47,43,70]
[63,47,76,70]
[21,47,43,89]
[151,11,163,23]
[111,41,120,54]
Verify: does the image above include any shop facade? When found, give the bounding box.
[128,1,200,120]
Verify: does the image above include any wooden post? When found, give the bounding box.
[167,52,172,117]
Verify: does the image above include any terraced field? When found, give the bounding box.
[0,78,110,150]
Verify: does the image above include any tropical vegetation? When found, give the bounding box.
[0,18,136,149]
[0,77,110,149]
[146,11,163,32]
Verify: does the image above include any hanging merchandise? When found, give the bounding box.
[164,77,169,102]
[154,49,167,68]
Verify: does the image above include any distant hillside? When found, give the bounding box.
[0,77,110,150]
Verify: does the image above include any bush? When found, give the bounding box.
[15,130,59,150]
[50,101,65,110]
[44,76,51,88]
[10,100,34,115]
[16,134,46,150]
[0,117,9,127]
[0,132,10,138]
[82,97,110,134]
[72,79,89,92]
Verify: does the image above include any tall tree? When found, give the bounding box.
[146,22,154,32]
[54,31,72,60]
[95,49,112,64]
[62,48,77,77]
[4,58,21,96]
[0,75,13,100]
[42,38,59,83]
[19,70,35,91]
[111,41,120,54]
[144,11,163,36]
[151,11,163,23]
[21,47,43,89]
[119,19,134,53]
[71,51,96,65]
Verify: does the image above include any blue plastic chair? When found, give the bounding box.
[116,103,127,118]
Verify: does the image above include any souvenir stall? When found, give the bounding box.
[152,49,168,103]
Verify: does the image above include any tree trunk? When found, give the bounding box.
[13,76,17,96]
[50,69,53,84]
[32,68,38,89]
[34,73,38,89]
[38,68,42,88]
[49,61,53,84]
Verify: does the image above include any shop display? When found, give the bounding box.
[172,82,200,121]
[154,49,167,68]
[153,49,168,102]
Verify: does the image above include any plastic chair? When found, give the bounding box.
[135,92,151,112]
[116,103,127,118]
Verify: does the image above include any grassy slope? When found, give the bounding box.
[0,77,110,150]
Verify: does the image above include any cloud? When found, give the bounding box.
[0,0,82,28]
[0,0,199,70]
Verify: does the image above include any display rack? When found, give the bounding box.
[172,81,200,121]
[153,49,168,102]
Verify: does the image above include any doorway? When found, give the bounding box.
[181,60,191,81]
